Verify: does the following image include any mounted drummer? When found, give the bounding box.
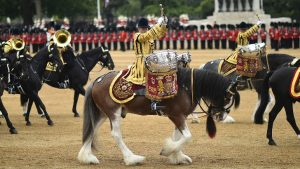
[225,20,263,66]
[125,4,168,111]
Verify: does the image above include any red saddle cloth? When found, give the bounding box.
[109,69,144,104]
[290,67,300,99]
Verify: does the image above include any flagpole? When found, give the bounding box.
[97,0,101,19]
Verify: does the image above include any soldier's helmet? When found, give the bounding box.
[239,22,247,30]
[138,18,149,28]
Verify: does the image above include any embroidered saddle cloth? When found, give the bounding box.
[290,67,300,98]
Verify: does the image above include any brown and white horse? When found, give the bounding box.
[77,68,240,165]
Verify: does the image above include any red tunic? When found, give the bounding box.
[171,31,178,41]
[178,31,185,41]
[220,29,227,40]
[185,31,192,40]
[206,30,213,40]
[164,32,170,41]
[199,30,207,40]
[80,33,87,43]
[118,31,127,42]
[192,30,198,40]
[93,33,99,43]
[213,29,220,40]
[260,29,267,40]
[86,33,93,44]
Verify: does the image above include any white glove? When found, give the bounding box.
[157,17,164,25]
[257,20,263,26]
[157,16,168,25]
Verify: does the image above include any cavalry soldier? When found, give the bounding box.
[192,25,198,49]
[199,25,206,49]
[206,25,213,49]
[125,16,168,111]
[292,23,299,49]
[220,24,227,49]
[259,24,267,44]
[2,29,27,93]
[225,21,262,65]
[171,27,178,49]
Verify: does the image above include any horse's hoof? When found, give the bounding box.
[23,113,27,117]
[124,154,145,166]
[268,139,277,146]
[74,113,80,117]
[160,138,178,157]
[40,114,45,118]
[48,120,54,126]
[169,152,192,165]
[9,128,18,134]
[26,121,31,126]
[191,119,200,124]
[254,119,264,124]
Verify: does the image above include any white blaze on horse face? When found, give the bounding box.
[110,108,145,165]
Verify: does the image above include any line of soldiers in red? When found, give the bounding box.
[1,22,299,53]
[269,22,300,51]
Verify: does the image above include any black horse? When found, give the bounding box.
[201,53,297,123]
[256,67,300,145]
[23,46,114,117]
[1,46,63,133]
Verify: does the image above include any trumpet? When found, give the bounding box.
[11,38,25,51]
[53,29,71,48]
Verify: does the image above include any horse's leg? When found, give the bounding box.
[72,91,80,117]
[160,116,192,158]
[78,85,107,164]
[30,92,53,126]
[78,113,107,164]
[263,93,275,122]
[283,101,300,139]
[167,128,192,164]
[0,98,17,134]
[252,94,261,122]
[22,100,28,117]
[267,101,283,146]
[109,108,145,165]
[25,99,33,126]
[34,102,45,118]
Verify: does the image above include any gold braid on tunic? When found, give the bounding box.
[126,24,167,85]
[225,24,259,65]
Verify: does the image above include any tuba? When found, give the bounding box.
[53,29,71,48]
[11,38,25,51]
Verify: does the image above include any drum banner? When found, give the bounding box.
[236,53,263,77]
[145,70,178,101]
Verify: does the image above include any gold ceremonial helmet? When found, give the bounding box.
[53,29,71,48]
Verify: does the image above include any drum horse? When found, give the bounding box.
[77,50,240,165]
[202,43,298,123]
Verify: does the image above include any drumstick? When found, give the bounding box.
[160,4,164,17]
[256,14,260,21]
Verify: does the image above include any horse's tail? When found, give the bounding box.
[82,83,101,148]
[206,115,216,139]
[254,71,273,124]
[20,94,28,107]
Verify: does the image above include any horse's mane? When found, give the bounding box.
[263,53,295,71]
[177,68,231,106]
[77,47,103,71]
